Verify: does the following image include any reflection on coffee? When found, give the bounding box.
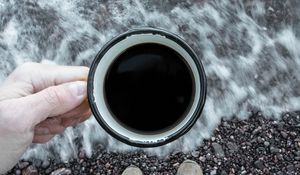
[104,43,194,133]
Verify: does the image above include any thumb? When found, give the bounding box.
[24,81,87,125]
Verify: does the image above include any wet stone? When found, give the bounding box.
[212,143,225,158]
[22,165,38,175]
[227,142,239,153]
[50,168,72,175]
[286,164,294,172]
[280,131,288,138]
[33,160,42,168]
[199,156,206,162]
[277,171,284,175]
[18,162,29,169]
[78,150,85,159]
[210,169,217,175]
[254,160,265,170]
[252,127,261,135]
[42,159,50,169]
[220,170,227,175]
[45,168,52,174]
[15,169,21,175]
[270,146,280,154]
[277,122,285,131]
[191,151,200,158]
[173,162,179,167]
[264,141,270,147]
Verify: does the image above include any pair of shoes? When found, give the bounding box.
[122,160,203,175]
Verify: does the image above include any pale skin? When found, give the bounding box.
[0,62,92,174]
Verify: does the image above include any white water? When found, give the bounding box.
[0,0,299,161]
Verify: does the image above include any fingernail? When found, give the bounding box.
[69,81,86,97]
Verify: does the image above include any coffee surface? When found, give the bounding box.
[104,43,194,133]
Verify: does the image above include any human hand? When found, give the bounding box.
[0,62,91,174]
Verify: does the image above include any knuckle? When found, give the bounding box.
[44,87,63,107]
[17,62,38,72]
[9,62,38,80]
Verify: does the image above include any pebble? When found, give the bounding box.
[277,154,284,160]
[286,164,294,172]
[270,146,281,154]
[22,165,38,175]
[277,122,285,131]
[50,168,72,175]
[254,160,265,170]
[42,159,50,169]
[18,162,29,169]
[277,171,284,175]
[220,170,227,175]
[227,142,239,153]
[15,169,21,175]
[150,166,157,172]
[45,168,52,174]
[264,141,270,147]
[34,160,42,168]
[191,151,200,158]
[199,156,206,162]
[105,163,110,169]
[78,150,85,159]
[212,143,225,158]
[268,6,274,12]
[173,162,180,167]
[210,169,217,175]
[252,127,261,135]
[280,131,288,138]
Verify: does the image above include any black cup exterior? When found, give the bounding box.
[88,27,207,147]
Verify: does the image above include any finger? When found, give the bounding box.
[34,124,65,135]
[22,81,87,126]
[32,134,55,144]
[61,109,92,127]
[78,109,92,123]
[37,117,62,127]
[32,64,89,92]
[58,99,90,119]
[5,62,89,92]
[34,127,50,135]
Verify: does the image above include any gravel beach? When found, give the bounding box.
[6,112,300,175]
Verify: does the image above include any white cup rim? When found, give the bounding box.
[87,27,207,147]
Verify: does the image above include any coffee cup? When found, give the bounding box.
[88,28,206,147]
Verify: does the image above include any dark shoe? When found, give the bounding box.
[121,165,143,175]
[176,160,203,175]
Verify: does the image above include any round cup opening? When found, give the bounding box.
[88,28,206,147]
[104,43,195,135]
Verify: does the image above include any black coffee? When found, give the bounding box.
[104,43,194,133]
